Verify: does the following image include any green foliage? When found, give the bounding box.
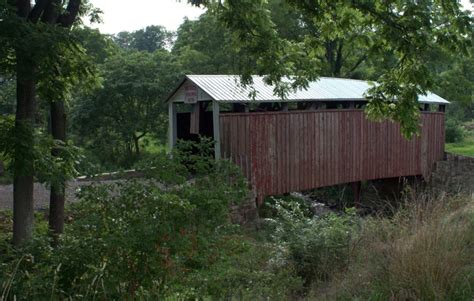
[71,50,182,167]
[434,47,474,121]
[0,115,81,186]
[114,25,173,52]
[445,118,466,143]
[0,77,15,115]
[73,27,118,65]
[446,120,474,157]
[264,198,359,286]
[0,148,300,299]
[192,0,473,137]
[0,9,98,103]
[173,13,238,74]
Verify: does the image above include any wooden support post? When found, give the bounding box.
[350,181,362,208]
[212,100,221,160]
[168,102,177,151]
[281,102,288,112]
[245,104,250,113]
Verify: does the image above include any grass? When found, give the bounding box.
[141,134,167,154]
[314,192,474,300]
[446,121,474,157]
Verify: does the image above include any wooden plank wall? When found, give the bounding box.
[220,110,445,201]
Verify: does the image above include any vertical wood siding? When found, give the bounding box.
[220,110,445,202]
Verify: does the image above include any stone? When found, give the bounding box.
[428,153,474,195]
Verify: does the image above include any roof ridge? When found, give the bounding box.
[179,75,448,104]
[187,74,372,82]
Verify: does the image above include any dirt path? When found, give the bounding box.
[0,180,112,210]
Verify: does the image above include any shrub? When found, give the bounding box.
[264,198,360,287]
[445,118,465,143]
[0,142,301,300]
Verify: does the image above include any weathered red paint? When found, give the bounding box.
[219,110,445,204]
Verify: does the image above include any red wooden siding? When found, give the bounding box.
[219,110,445,202]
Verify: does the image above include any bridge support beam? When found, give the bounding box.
[168,102,177,151]
[350,181,362,208]
[212,100,221,160]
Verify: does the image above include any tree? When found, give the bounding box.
[72,50,181,167]
[267,0,374,78]
[435,48,474,120]
[173,3,377,79]
[173,14,238,74]
[0,77,15,115]
[74,27,118,64]
[190,0,473,137]
[114,25,173,52]
[0,0,95,244]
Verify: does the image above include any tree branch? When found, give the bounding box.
[40,0,61,23]
[28,0,51,23]
[57,0,81,28]
[16,0,31,18]
[136,132,147,140]
[348,54,367,74]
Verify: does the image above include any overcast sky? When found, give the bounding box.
[87,0,205,34]
[88,0,473,34]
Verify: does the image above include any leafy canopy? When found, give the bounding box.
[190,0,473,137]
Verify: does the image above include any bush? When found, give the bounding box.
[264,198,360,287]
[0,143,301,300]
[445,118,465,143]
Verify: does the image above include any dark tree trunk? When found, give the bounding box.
[132,135,140,157]
[333,41,344,76]
[45,0,81,236]
[325,40,344,77]
[11,0,83,244]
[12,55,36,246]
[49,100,66,235]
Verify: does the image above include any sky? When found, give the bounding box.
[88,0,473,34]
[87,0,205,34]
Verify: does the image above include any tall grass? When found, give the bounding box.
[316,192,474,300]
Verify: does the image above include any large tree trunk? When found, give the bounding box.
[11,0,83,244]
[12,56,36,246]
[49,100,66,235]
[133,135,140,157]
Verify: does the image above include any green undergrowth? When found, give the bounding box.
[0,140,301,300]
[1,139,473,300]
[446,131,474,157]
[446,120,474,157]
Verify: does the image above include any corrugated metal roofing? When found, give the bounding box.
[181,75,449,104]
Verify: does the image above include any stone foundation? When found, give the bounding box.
[429,153,474,195]
[230,190,259,226]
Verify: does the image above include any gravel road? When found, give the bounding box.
[0,180,109,210]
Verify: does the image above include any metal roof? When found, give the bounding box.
[170,75,449,104]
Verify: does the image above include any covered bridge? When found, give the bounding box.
[167,75,448,204]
